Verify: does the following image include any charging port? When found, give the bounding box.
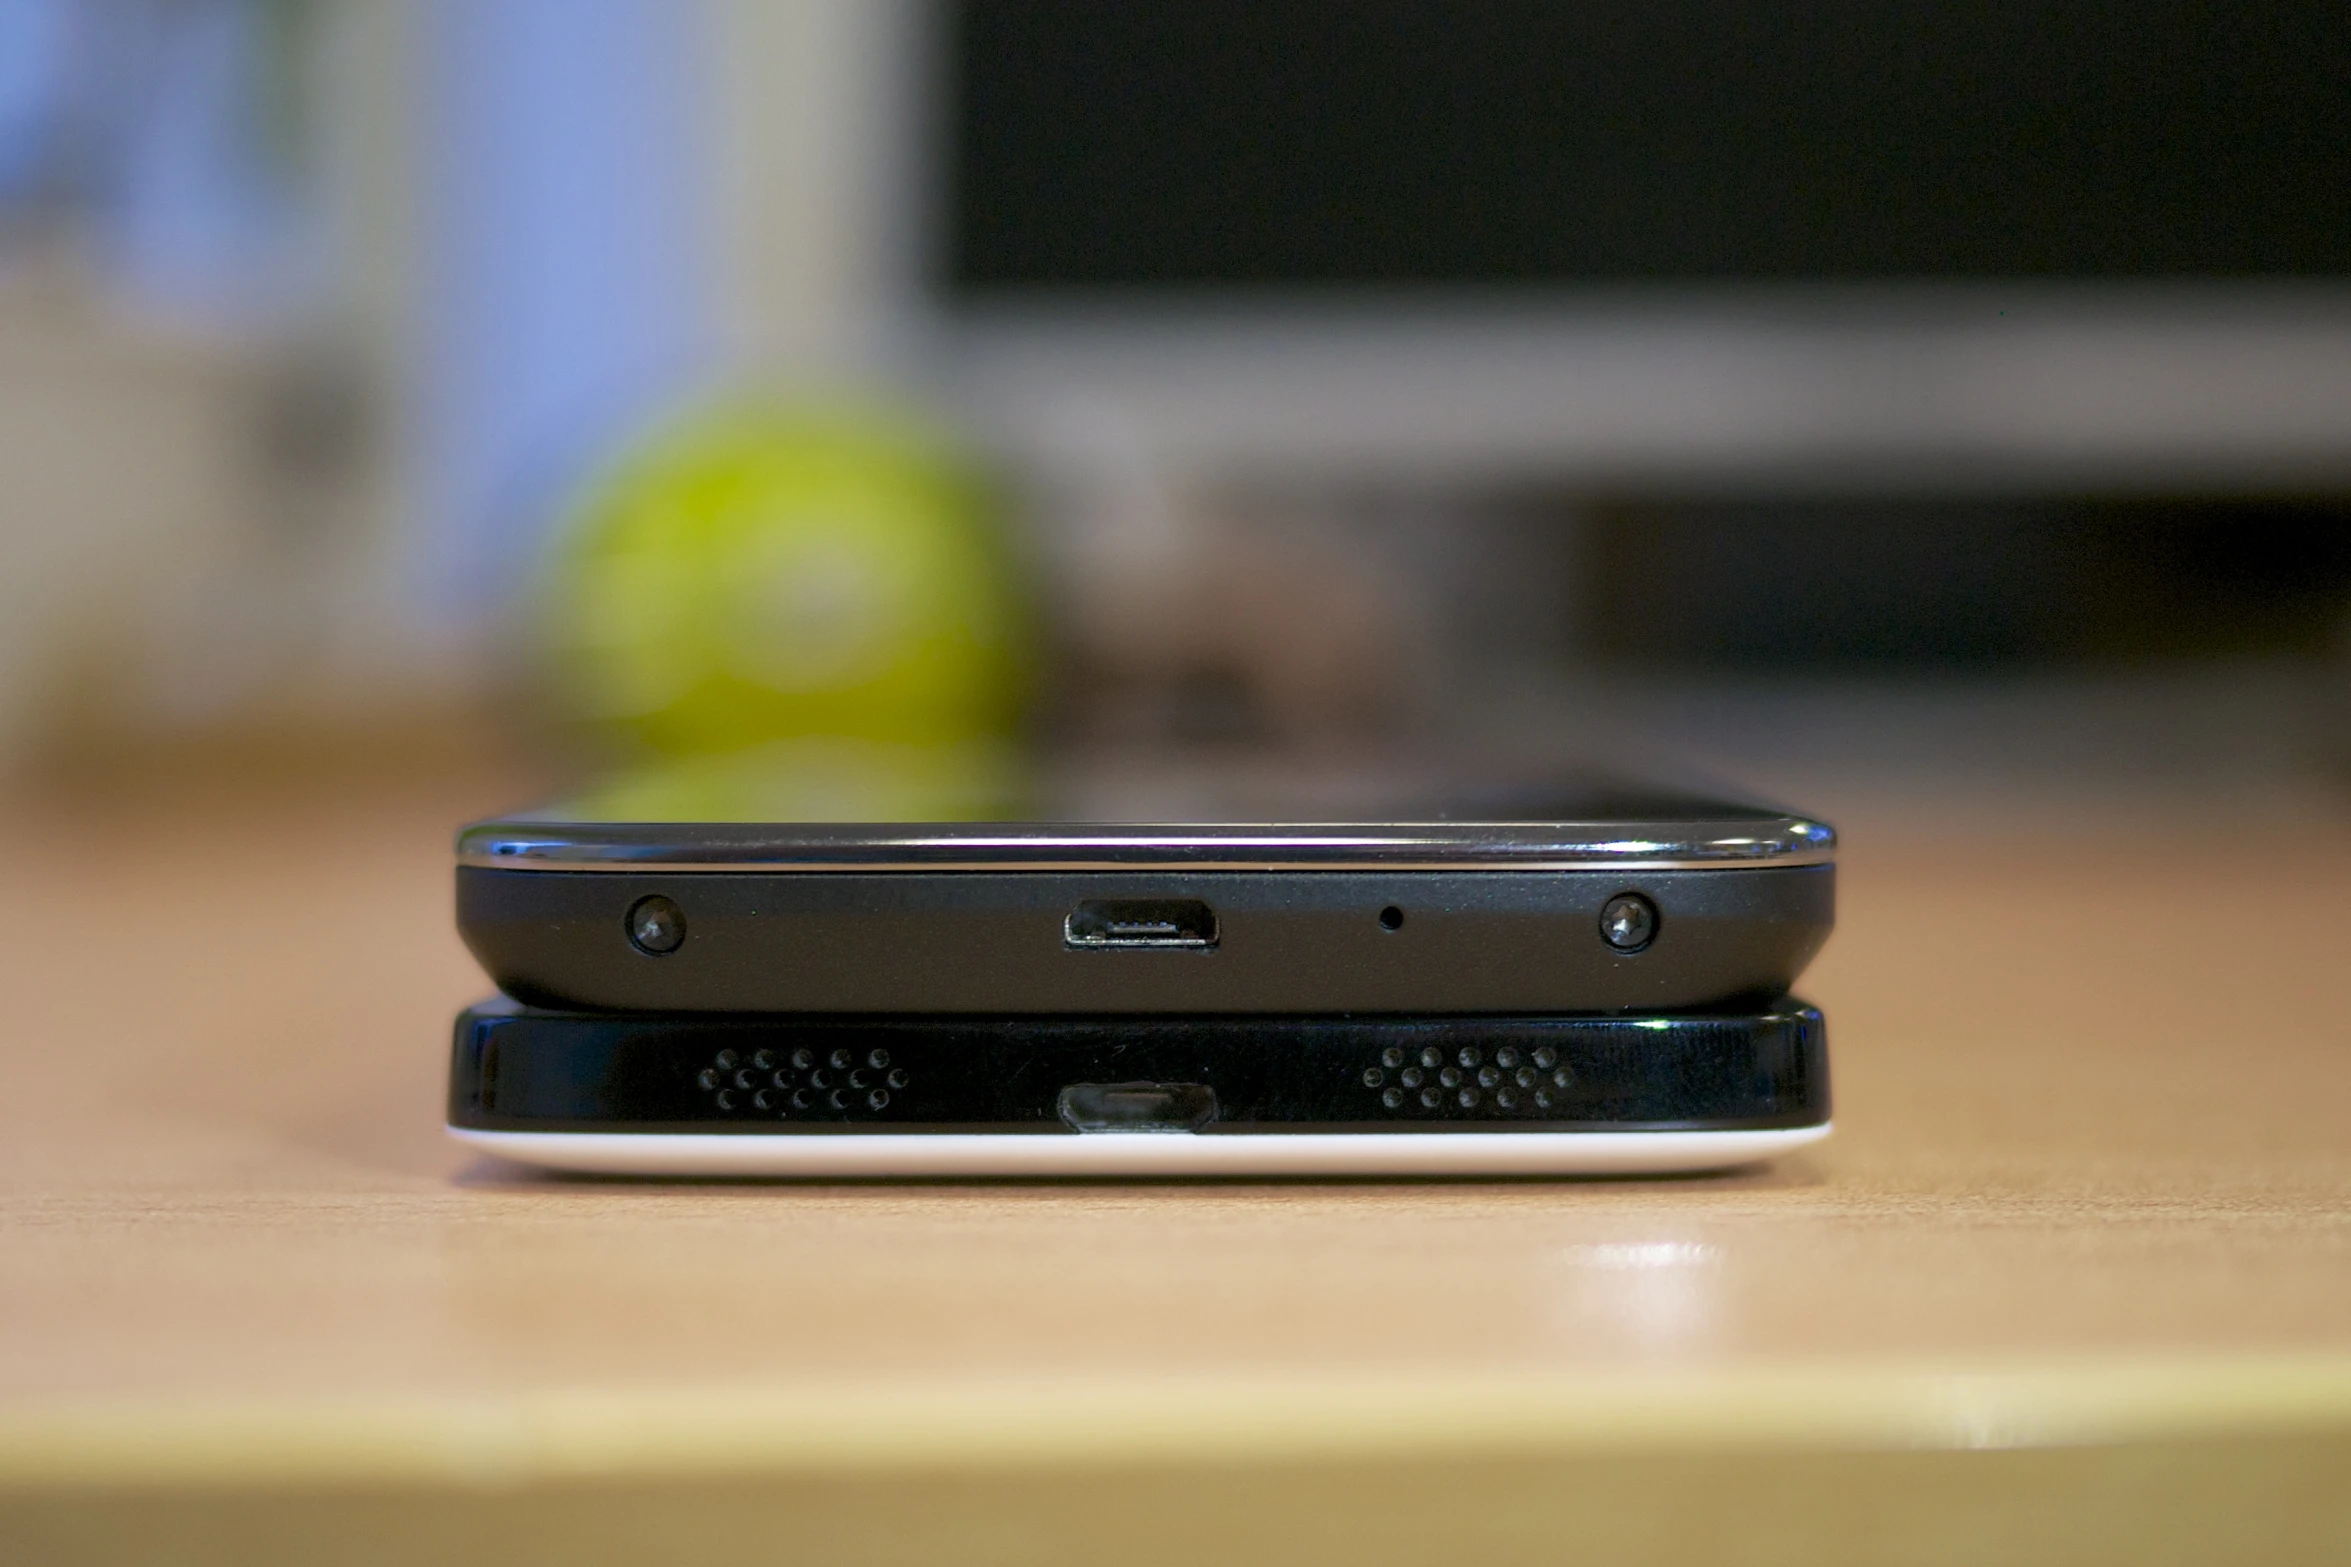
[1058,1082,1219,1132]
[1064,898,1219,950]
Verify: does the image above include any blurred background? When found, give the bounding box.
[5,0,2351,832]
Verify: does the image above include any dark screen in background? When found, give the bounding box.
[1579,500,2351,669]
[945,0,2351,287]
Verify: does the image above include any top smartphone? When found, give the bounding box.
[456,772,1834,1014]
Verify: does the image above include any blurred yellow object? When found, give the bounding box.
[539,403,1032,819]
[560,737,1026,824]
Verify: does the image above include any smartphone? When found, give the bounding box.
[457,777,1834,1015]
[447,994,1830,1177]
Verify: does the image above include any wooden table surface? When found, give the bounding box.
[3,763,2348,1564]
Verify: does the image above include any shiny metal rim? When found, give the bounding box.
[456,820,1835,872]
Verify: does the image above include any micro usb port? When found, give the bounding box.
[1064,898,1219,950]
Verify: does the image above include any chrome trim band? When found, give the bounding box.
[456,819,1836,873]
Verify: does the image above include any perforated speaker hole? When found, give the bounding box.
[1361,1042,1566,1119]
[699,1044,906,1119]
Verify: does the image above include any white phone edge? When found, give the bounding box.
[449,1123,1830,1178]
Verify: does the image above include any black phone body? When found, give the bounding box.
[456,783,1834,1015]
[447,995,1830,1177]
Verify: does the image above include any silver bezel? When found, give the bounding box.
[455,816,1836,873]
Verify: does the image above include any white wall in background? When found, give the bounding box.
[0,262,262,756]
[706,0,922,385]
[413,0,713,621]
[0,0,430,764]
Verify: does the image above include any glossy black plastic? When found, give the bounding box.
[448,996,1828,1135]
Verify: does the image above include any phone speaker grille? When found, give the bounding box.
[695,1045,908,1120]
[1357,1043,1574,1118]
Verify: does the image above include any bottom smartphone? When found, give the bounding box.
[447,996,1830,1177]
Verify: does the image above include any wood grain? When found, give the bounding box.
[2,765,2348,1562]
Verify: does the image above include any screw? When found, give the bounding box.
[1599,894,1658,952]
[626,895,687,955]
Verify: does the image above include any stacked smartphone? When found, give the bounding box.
[448,780,1835,1176]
